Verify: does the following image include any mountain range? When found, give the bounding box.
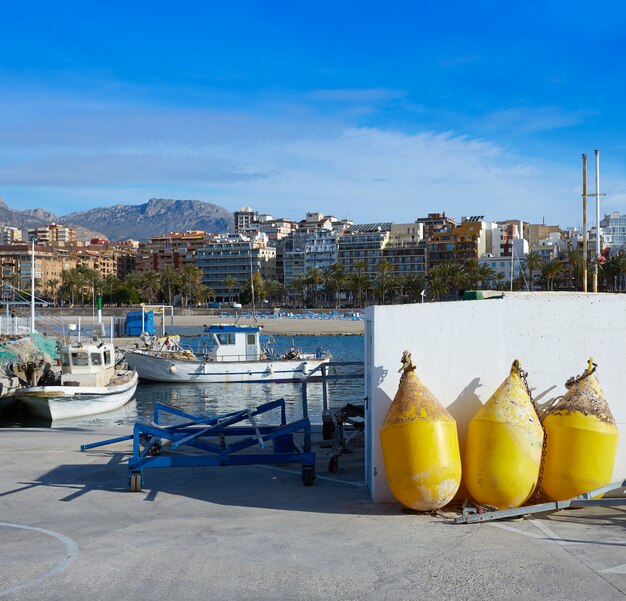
[0,197,234,242]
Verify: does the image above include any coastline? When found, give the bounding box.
[172,314,364,336]
[41,312,365,338]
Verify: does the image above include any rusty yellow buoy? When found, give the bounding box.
[379,351,461,511]
[541,358,619,501]
[464,360,544,509]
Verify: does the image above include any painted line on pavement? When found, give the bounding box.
[0,522,78,598]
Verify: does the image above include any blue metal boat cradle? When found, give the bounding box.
[80,398,316,491]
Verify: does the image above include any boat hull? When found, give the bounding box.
[125,350,330,383]
[14,371,139,420]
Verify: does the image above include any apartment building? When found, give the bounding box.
[0,226,22,245]
[27,223,76,243]
[428,217,492,266]
[282,226,339,288]
[195,236,277,300]
[136,231,215,272]
[600,212,626,250]
[0,243,78,290]
[337,224,391,279]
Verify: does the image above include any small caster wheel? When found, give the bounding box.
[328,456,339,474]
[129,472,142,492]
[150,443,161,456]
[302,466,315,486]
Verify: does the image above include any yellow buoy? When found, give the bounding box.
[464,360,544,509]
[379,351,461,511]
[542,358,619,501]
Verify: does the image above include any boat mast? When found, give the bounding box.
[249,238,257,321]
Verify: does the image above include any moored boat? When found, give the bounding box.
[125,324,331,383]
[14,338,138,420]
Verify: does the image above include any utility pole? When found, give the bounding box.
[593,150,601,293]
[582,150,605,293]
[582,154,588,292]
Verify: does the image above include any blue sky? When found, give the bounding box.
[1,1,626,226]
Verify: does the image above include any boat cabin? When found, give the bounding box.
[60,340,116,386]
[202,325,262,362]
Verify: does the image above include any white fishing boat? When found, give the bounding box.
[14,338,138,420]
[125,324,331,383]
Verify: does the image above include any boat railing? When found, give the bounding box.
[212,354,258,362]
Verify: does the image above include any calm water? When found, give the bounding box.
[0,334,364,429]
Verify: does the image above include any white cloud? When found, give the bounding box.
[477,106,592,134]
[0,84,623,225]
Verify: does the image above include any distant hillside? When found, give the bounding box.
[61,198,233,241]
[0,198,105,241]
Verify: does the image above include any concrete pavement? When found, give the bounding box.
[0,428,625,600]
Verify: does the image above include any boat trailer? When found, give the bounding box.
[81,398,316,490]
[454,479,626,524]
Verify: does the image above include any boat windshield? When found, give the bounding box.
[72,351,89,366]
[213,333,236,345]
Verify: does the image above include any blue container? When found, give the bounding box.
[125,311,154,336]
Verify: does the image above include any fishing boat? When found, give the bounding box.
[14,338,138,420]
[124,324,332,383]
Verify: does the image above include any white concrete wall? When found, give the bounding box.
[365,293,626,502]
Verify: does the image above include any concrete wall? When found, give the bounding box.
[365,293,626,502]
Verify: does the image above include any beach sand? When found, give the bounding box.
[160,314,364,336]
[46,312,364,337]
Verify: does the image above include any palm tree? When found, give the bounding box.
[374,259,394,304]
[348,271,370,308]
[61,267,95,306]
[477,264,495,289]
[442,262,466,300]
[566,249,583,290]
[243,271,265,306]
[322,262,346,308]
[523,252,544,291]
[464,258,479,290]
[223,275,239,303]
[123,272,143,304]
[46,278,60,306]
[139,271,161,304]
[160,267,182,305]
[305,267,323,307]
[194,284,214,307]
[426,264,449,301]
[403,273,426,303]
[180,265,202,307]
[540,259,563,291]
[289,274,307,307]
[102,274,119,305]
[265,279,284,306]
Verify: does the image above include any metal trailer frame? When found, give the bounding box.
[81,398,316,491]
[326,403,365,474]
[454,479,626,524]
